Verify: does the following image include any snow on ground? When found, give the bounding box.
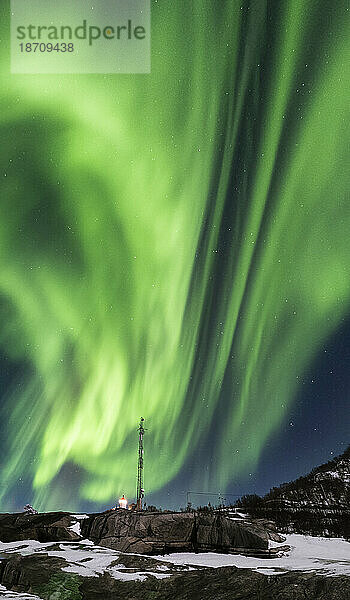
[153,534,350,577]
[0,540,54,555]
[0,586,41,599]
[68,521,81,537]
[68,522,81,536]
[0,540,172,582]
[0,534,349,581]
[68,514,89,537]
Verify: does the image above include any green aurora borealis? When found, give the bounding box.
[0,1,349,511]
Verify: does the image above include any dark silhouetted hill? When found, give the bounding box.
[237,446,350,538]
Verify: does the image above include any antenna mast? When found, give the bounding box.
[136,417,145,510]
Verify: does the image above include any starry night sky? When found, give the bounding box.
[0,0,349,512]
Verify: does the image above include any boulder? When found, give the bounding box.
[81,510,272,555]
[0,512,81,543]
[195,513,269,551]
[82,511,195,554]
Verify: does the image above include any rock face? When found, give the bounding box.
[194,513,271,552]
[82,510,195,554]
[0,512,81,543]
[0,510,285,557]
[0,553,68,596]
[81,510,281,555]
[1,551,350,600]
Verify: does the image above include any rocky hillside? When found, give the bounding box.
[0,537,349,600]
[266,446,350,506]
[0,510,285,558]
[0,507,349,598]
[239,446,350,537]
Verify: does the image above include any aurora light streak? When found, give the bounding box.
[0,0,349,511]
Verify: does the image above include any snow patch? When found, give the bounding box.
[68,514,90,537]
[0,585,41,599]
[0,540,54,555]
[0,540,170,583]
[68,521,81,536]
[1,534,349,582]
[152,534,350,577]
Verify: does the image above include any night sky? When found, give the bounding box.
[0,1,349,512]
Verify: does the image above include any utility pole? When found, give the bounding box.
[136,417,145,511]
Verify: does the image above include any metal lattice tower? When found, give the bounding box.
[136,417,145,510]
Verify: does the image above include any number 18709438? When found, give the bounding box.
[19,42,74,52]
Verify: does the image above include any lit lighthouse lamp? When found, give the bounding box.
[118,495,128,510]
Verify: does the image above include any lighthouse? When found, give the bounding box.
[118,495,128,510]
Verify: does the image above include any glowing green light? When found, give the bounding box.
[0,0,349,510]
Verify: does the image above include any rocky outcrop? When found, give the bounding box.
[0,512,81,543]
[0,553,68,596]
[0,510,285,557]
[82,510,194,554]
[81,510,283,556]
[1,550,350,600]
[194,512,273,553]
